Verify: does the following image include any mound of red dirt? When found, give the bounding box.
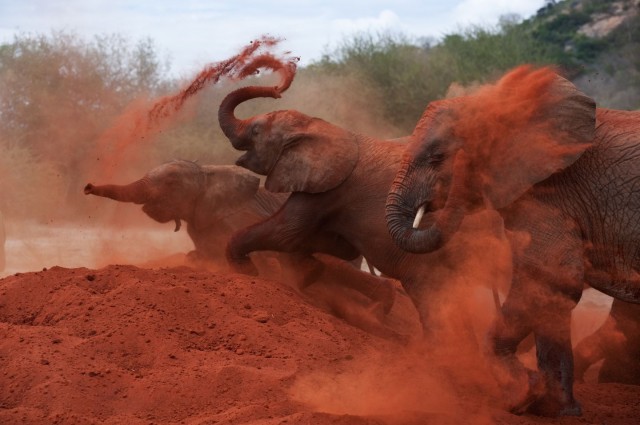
[0,265,638,424]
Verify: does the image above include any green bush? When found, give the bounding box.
[311,18,574,131]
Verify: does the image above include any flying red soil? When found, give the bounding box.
[2,39,638,425]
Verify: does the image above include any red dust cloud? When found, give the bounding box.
[147,35,297,122]
[450,65,593,208]
[290,66,613,420]
[91,35,298,182]
[0,30,628,423]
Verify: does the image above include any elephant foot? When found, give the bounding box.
[525,394,582,417]
[229,257,259,276]
[366,301,387,323]
[507,369,546,415]
[374,277,396,315]
[295,258,326,289]
[509,371,582,417]
[186,250,205,264]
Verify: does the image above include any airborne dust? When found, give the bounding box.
[0,35,616,422]
[1,36,396,275]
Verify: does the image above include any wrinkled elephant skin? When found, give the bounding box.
[385,66,640,416]
[217,67,513,357]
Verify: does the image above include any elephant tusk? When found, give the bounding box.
[413,205,426,229]
[174,219,182,232]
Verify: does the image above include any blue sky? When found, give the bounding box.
[0,0,545,78]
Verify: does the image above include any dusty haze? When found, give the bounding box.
[0,39,626,424]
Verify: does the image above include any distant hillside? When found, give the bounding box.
[530,0,640,109]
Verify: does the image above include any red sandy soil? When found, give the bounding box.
[1,260,639,425]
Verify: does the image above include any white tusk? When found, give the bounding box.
[412,205,426,229]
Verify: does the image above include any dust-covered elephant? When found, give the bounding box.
[85,160,287,265]
[215,59,514,352]
[84,160,398,336]
[384,66,640,416]
[574,298,640,385]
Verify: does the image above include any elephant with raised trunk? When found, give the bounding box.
[217,62,513,356]
[385,66,640,416]
[84,160,399,337]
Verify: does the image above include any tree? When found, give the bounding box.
[0,31,169,219]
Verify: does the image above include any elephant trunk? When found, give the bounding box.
[386,152,470,254]
[84,179,151,204]
[218,85,281,150]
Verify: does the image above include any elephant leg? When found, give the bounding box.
[302,232,361,261]
[312,253,396,315]
[490,272,582,416]
[529,311,581,416]
[573,308,618,382]
[498,203,584,416]
[277,252,326,289]
[488,284,537,412]
[277,252,396,315]
[226,193,361,273]
[597,299,640,385]
[226,195,326,274]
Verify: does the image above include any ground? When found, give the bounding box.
[0,223,638,424]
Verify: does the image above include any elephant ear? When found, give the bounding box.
[265,118,359,193]
[449,66,596,209]
[193,165,260,230]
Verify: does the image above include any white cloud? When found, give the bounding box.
[331,9,401,33]
[453,0,544,28]
[0,0,546,78]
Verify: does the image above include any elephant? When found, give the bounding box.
[85,160,288,267]
[216,63,515,357]
[384,65,640,416]
[573,298,640,385]
[84,160,398,335]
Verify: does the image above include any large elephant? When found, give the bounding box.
[384,66,640,416]
[216,66,514,350]
[84,160,397,331]
[574,298,640,385]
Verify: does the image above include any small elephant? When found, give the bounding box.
[85,160,288,266]
[84,160,398,333]
[384,66,640,415]
[574,298,640,385]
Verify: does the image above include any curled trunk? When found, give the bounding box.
[84,179,151,204]
[385,151,471,254]
[218,85,280,149]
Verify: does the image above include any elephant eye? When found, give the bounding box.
[428,152,445,166]
[251,125,260,136]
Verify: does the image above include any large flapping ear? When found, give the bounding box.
[265,118,359,193]
[193,165,260,230]
[451,65,596,209]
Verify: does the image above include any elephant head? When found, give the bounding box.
[218,85,359,193]
[386,66,596,253]
[84,160,260,231]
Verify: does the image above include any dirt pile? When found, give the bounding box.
[0,264,638,424]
